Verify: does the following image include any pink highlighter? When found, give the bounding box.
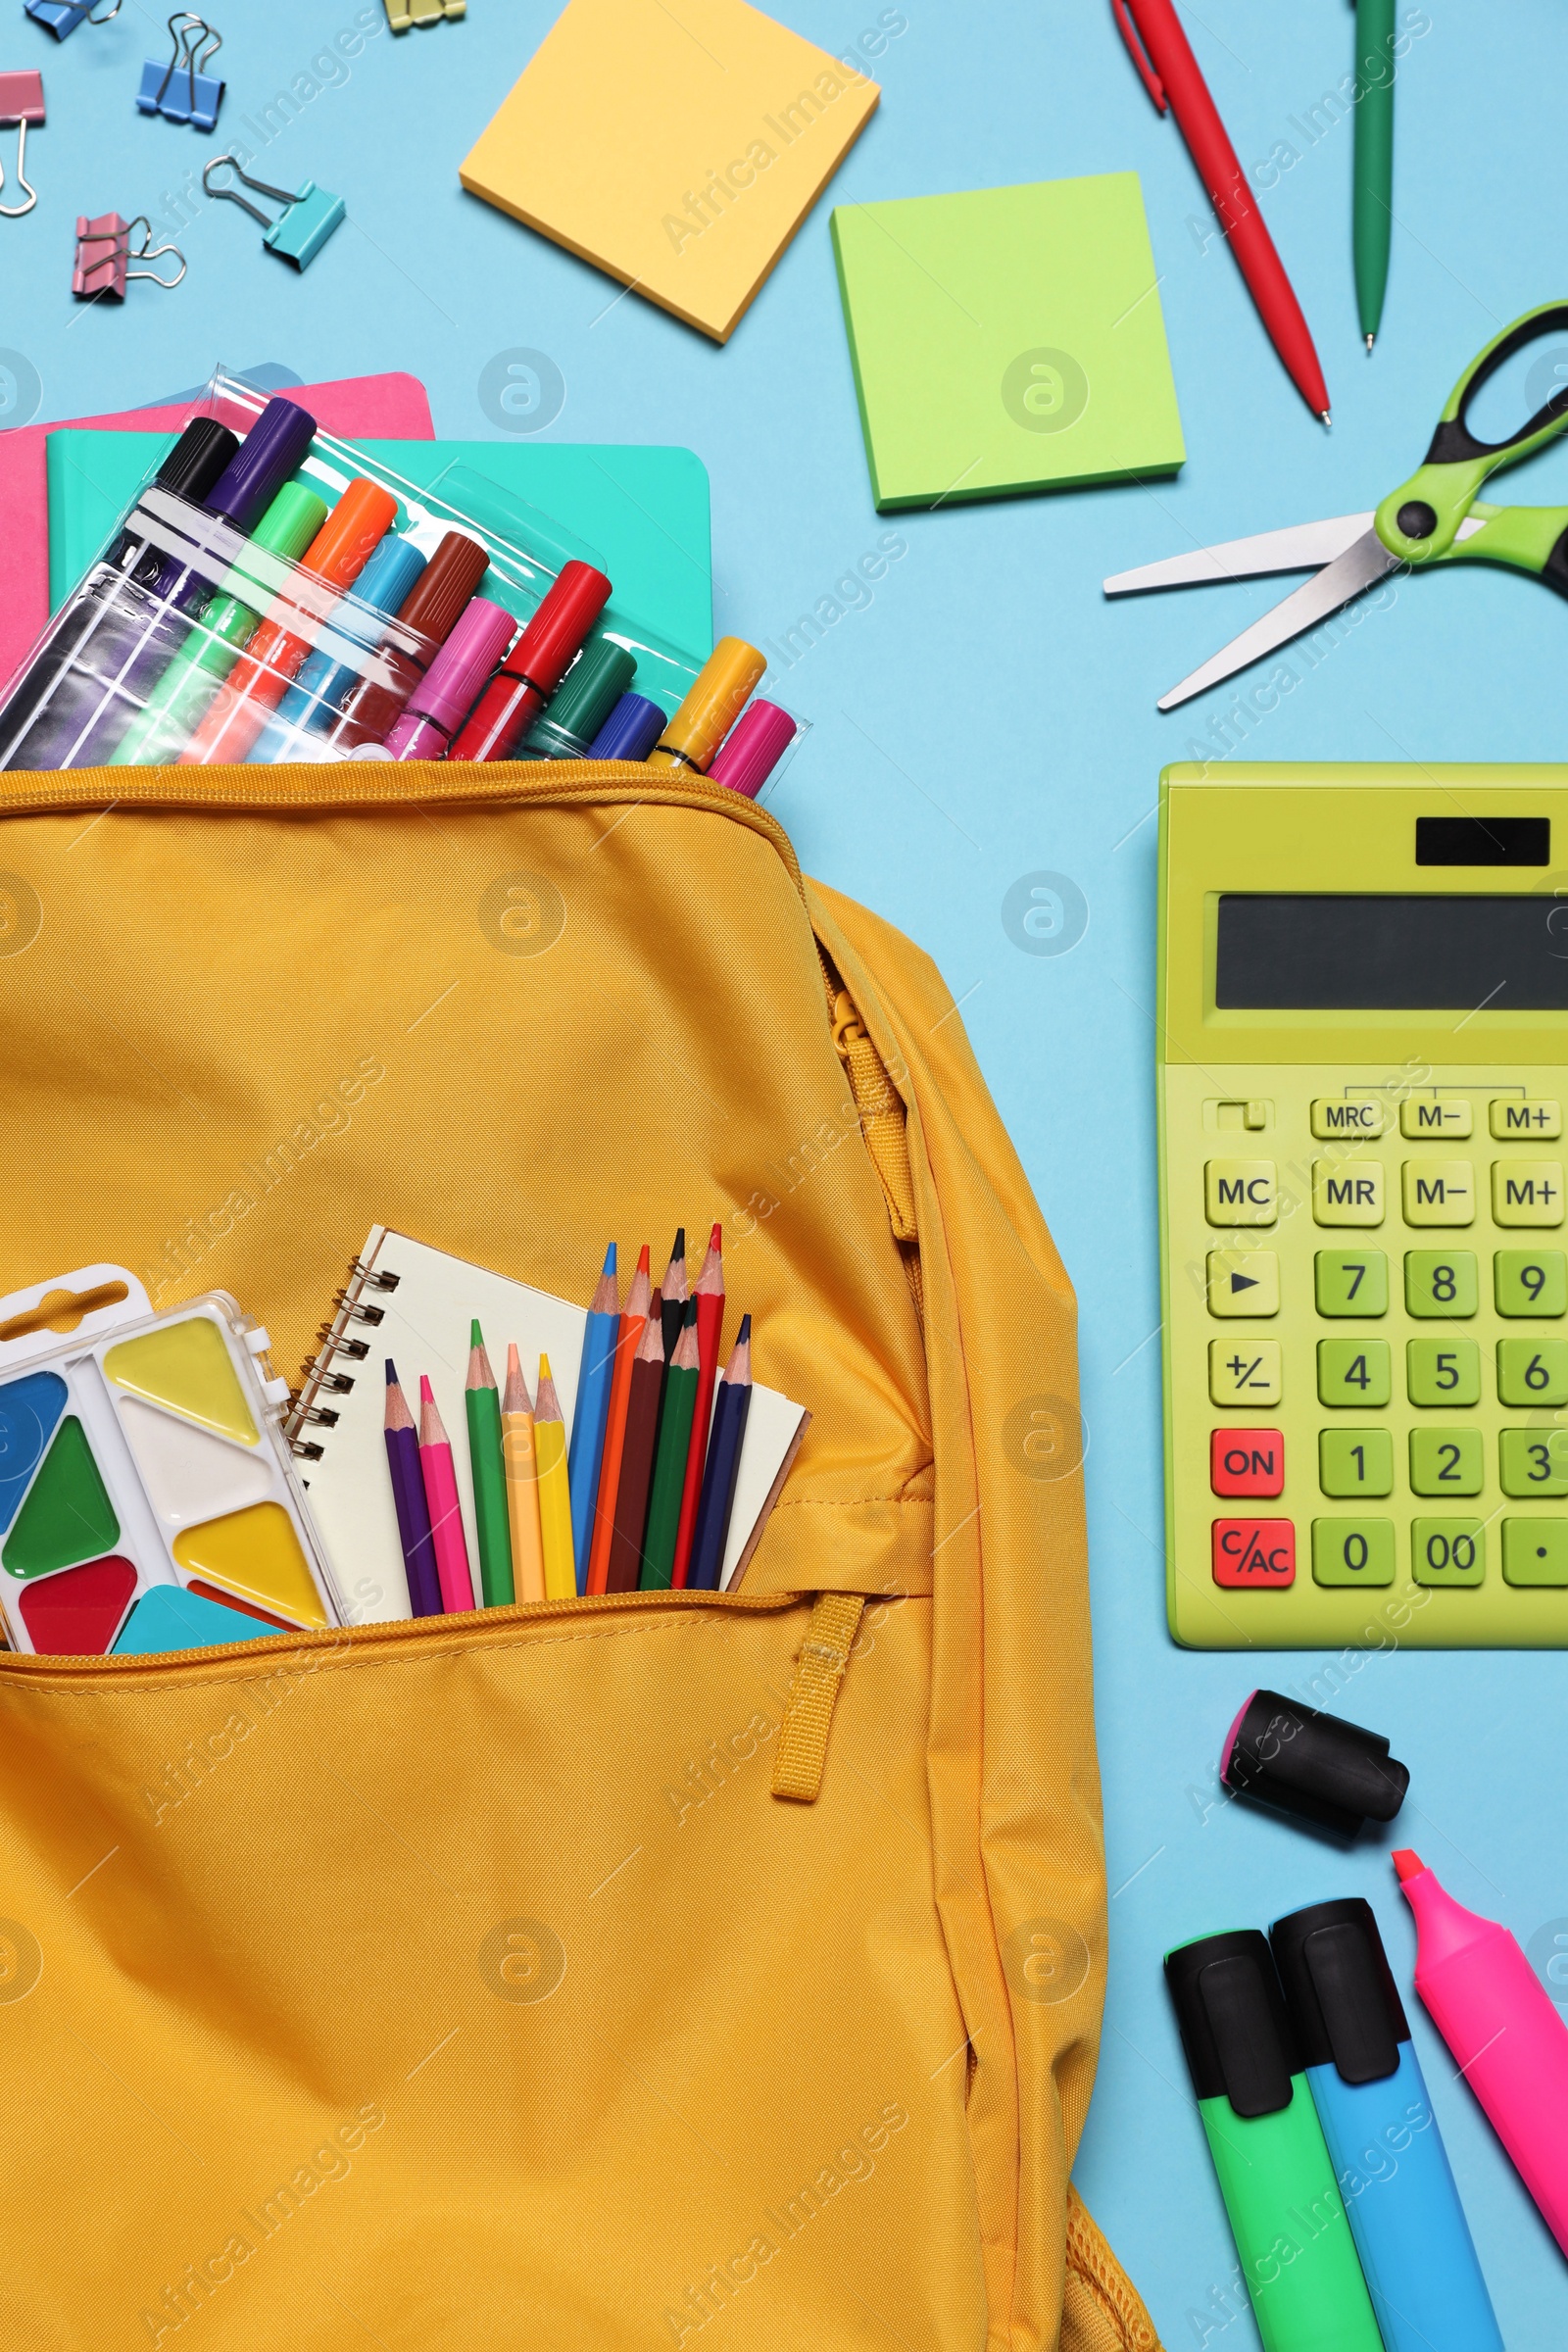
[1396,1849,1568,2252]
[384,598,515,762]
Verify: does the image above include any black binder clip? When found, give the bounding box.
[137,12,223,132]
[25,0,122,39]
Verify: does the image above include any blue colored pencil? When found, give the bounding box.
[567,1243,620,1592]
[384,1359,442,1616]
[685,1315,753,1592]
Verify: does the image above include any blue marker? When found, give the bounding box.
[587,691,666,762]
[1271,1897,1503,2352]
[250,533,428,760]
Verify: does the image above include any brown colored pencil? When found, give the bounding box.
[605,1296,666,1592]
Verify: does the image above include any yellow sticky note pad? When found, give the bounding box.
[459,0,880,342]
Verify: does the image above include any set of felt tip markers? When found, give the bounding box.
[0,374,804,789]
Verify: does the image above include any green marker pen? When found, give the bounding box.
[1165,1930,1382,2352]
[111,479,327,766]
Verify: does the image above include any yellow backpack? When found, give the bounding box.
[0,758,1160,2351]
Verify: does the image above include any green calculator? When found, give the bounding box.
[1159,764,1568,1647]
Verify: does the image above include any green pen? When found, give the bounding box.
[1352,0,1396,351]
[1165,1931,1382,2352]
[465,1321,514,1607]
[111,480,327,766]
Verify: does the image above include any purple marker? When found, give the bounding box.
[707,699,796,799]
[385,599,516,762]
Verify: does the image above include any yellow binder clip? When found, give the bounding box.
[383,0,465,29]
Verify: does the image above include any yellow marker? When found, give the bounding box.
[533,1354,576,1600]
[501,1344,547,1605]
[646,637,765,773]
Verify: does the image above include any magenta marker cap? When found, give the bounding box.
[385,597,515,758]
[708,698,796,799]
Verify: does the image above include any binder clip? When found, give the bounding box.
[202,156,344,270]
[383,0,466,28]
[73,211,185,300]
[24,0,122,38]
[0,71,43,219]
[136,13,223,132]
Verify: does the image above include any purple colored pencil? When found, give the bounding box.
[384,1359,443,1616]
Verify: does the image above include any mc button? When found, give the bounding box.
[1212,1518,1296,1589]
[1210,1428,1284,1497]
[1205,1159,1277,1227]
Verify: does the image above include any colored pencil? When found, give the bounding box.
[686,1315,754,1592]
[567,1242,619,1591]
[534,1354,575,1599]
[607,1294,666,1592]
[502,1343,546,1604]
[671,1223,725,1589]
[640,1299,699,1591]
[417,1375,475,1612]
[466,1321,514,1606]
[660,1228,689,1362]
[586,1243,651,1595]
[384,1359,442,1616]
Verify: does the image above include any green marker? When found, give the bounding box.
[1165,1931,1382,2352]
[519,637,635,760]
[639,1298,699,1590]
[1352,0,1396,351]
[465,1321,514,1607]
[111,480,326,766]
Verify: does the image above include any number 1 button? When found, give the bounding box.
[1209,1341,1282,1407]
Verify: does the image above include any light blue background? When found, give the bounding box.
[7,0,1567,2340]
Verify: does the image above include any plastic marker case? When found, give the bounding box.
[0,1264,345,1656]
[0,369,806,783]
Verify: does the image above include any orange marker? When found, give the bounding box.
[671,1223,724,1588]
[179,476,400,764]
[585,1244,651,1595]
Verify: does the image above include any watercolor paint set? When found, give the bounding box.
[0,1264,345,1656]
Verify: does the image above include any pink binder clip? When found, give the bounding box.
[72,211,186,300]
[0,71,45,219]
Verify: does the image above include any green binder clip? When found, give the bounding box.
[201,155,344,270]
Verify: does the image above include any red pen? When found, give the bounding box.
[450,559,611,763]
[1112,0,1330,424]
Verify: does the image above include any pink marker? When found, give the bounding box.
[384,597,515,762]
[1396,1849,1568,2253]
[707,698,796,800]
[416,1375,475,1612]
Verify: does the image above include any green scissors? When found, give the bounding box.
[1104,300,1568,708]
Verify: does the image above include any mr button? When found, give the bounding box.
[1212,1519,1296,1589]
[1211,1428,1284,1497]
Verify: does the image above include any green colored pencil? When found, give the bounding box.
[639,1299,700,1590]
[466,1321,514,1605]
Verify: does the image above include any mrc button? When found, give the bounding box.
[1211,1428,1284,1497]
[1212,1519,1296,1589]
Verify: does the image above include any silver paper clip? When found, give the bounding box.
[202,155,345,270]
[137,13,223,132]
[24,0,122,39]
[73,211,186,299]
[0,72,44,219]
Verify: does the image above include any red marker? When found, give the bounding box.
[450,559,611,762]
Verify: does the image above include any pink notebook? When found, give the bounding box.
[0,371,435,693]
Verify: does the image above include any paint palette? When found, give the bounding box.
[0,1264,344,1656]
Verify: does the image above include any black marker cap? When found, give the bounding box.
[1221,1688,1409,1837]
[154,416,240,504]
[1270,1898,1407,2084]
[1164,1930,1298,2118]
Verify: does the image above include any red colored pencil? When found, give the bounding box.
[1112,0,1330,422]
[606,1298,667,1592]
[586,1244,651,1595]
[671,1223,724,1589]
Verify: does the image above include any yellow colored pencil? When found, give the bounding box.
[501,1343,546,1604]
[534,1353,576,1600]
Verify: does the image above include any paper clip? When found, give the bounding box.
[383,0,466,29]
[0,72,44,220]
[73,211,186,300]
[24,0,122,39]
[137,13,223,132]
[202,155,345,270]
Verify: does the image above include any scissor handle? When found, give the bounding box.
[1377,302,1568,565]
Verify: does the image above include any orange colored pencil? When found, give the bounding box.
[606,1295,666,1593]
[671,1224,724,1588]
[501,1343,546,1604]
[585,1243,651,1595]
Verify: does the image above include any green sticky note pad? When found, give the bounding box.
[831,173,1184,512]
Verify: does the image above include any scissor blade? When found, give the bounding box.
[1103,514,1374,595]
[1157,529,1400,710]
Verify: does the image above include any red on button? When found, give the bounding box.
[1212,1519,1296,1589]
[1211,1427,1284,1497]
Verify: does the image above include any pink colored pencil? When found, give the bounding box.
[418,1374,475,1612]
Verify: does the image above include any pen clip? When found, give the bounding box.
[1110,0,1166,111]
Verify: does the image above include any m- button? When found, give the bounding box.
[1205,1159,1277,1227]
[1401,1161,1475,1227]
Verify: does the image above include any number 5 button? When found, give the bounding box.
[1209,1341,1281,1406]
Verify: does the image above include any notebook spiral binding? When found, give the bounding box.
[286,1250,402,1460]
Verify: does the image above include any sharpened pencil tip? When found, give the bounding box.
[386,1358,398,1384]
[603,1241,616,1273]
[539,1351,553,1379]
[737,1311,752,1342]
[671,1225,686,1262]
[418,1373,434,1403]
[470,1318,483,1346]
[636,1244,651,1274]
[709,1220,722,1252]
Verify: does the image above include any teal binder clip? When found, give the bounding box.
[201,156,345,270]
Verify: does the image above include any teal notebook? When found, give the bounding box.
[46,432,713,666]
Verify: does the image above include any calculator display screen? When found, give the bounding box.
[1215,895,1568,1010]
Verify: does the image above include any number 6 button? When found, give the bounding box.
[1496,1339,1568,1406]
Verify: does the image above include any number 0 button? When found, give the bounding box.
[1311,1517,1395,1587]
[1412,1518,1486,1586]
[1318,1339,1391,1407]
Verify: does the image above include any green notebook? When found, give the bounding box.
[46,432,713,666]
[831,173,1185,512]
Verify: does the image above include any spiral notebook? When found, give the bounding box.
[290,1227,808,1624]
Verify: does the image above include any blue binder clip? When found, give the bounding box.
[202,156,345,271]
[24,0,121,39]
[137,13,223,132]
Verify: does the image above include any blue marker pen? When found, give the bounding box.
[249,531,427,760]
[1270,1897,1502,2352]
[587,691,666,762]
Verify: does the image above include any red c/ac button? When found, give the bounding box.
[1210,1427,1284,1497]
[1212,1519,1296,1589]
